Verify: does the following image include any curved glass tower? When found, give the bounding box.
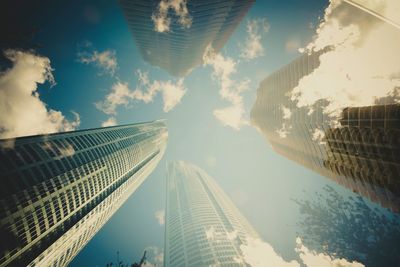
[118,0,254,76]
[165,161,259,267]
[0,120,167,267]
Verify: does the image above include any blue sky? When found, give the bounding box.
[1,0,399,266]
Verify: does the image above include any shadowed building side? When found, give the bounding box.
[165,161,259,267]
[323,105,400,211]
[0,121,168,267]
[118,0,254,77]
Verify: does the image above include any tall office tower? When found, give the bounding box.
[118,0,254,76]
[250,50,400,212]
[165,161,259,267]
[0,121,168,267]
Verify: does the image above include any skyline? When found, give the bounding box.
[1,0,399,266]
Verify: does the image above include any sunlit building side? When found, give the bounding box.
[0,121,168,267]
[165,161,259,267]
[118,0,254,76]
[250,51,400,212]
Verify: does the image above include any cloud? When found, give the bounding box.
[43,142,75,159]
[151,0,192,33]
[290,0,400,123]
[281,105,292,120]
[203,45,250,130]
[240,237,300,267]
[205,226,216,241]
[58,144,75,157]
[276,105,292,138]
[238,237,364,267]
[142,246,164,267]
[95,82,131,115]
[311,128,326,145]
[77,43,117,76]
[0,50,80,141]
[295,238,364,267]
[96,70,186,116]
[226,230,238,241]
[154,209,165,225]
[101,117,117,127]
[344,0,400,29]
[240,18,270,60]
[276,123,291,138]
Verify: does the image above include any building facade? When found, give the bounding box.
[118,0,254,76]
[0,121,168,267]
[323,105,400,210]
[165,161,259,267]
[250,51,400,212]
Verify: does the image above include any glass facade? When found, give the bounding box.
[250,51,400,212]
[165,161,259,267]
[118,0,254,76]
[0,121,168,267]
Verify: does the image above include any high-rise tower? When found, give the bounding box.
[0,121,168,267]
[165,161,259,267]
[118,0,254,76]
[250,51,400,212]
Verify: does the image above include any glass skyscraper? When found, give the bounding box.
[250,51,400,212]
[0,121,167,267]
[118,0,254,76]
[165,161,259,267]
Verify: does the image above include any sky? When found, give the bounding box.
[1,0,400,266]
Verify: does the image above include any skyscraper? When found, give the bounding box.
[165,161,259,267]
[118,0,254,76]
[0,121,168,267]
[250,51,400,212]
[323,105,400,211]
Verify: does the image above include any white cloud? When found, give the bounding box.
[101,117,117,127]
[203,45,250,130]
[154,209,165,225]
[78,48,117,76]
[226,230,238,241]
[240,18,270,60]
[151,0,192,33]
[43,142,75,159]
[240,237,300,267]
[276,123,291,138]
[312,128,326,145]
[205,226,216,241]
[95,82,131,115]
[142,246,164,267]
[295,238,364,267]
[281,105,292,120]
[59,144,75,157]
[344,0,400,30]
[0,50,80,141]
[290,0,400,123]
[95,70,186,115]
[238,237,364,267]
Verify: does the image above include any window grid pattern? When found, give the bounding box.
[118,0,254,76]
[250,50,400,212]
[0,121,167,267]
[165,161,259,267]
